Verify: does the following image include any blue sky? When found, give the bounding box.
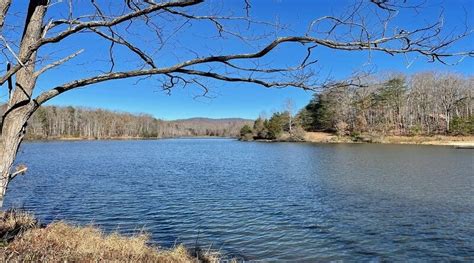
[3,0,474,120]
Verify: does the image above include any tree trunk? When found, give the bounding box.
[0,107,33,206]
[289,115,292,134]
[0,0,47,206]
[446,110,450,133]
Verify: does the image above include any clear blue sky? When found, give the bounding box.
[3,0,474,120]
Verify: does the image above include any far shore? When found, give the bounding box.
[24,133,474,147]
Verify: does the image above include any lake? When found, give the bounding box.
[4,139,474,261]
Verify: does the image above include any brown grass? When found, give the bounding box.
[303,132,474,146]
[0,210,37,244]
[0,210,220,263]
[384,135,474,146]
[303,132,339,143]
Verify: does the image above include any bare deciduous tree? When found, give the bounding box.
[18,105,252,139]
[0,0,472,205]
[284,98,294,134]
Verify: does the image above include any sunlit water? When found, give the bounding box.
[4,139,474,261]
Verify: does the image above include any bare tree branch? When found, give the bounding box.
[0,0,202,86]
[33,27,473,105]
[1,0,472,90]
[34,49,84,77]
[0,36,25,67]
[89,28,156,68]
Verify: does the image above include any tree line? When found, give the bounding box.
[0,105,251,140]
[241,72,473,140]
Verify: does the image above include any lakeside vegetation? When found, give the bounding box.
[240,72,473,143]
[0,210,220,262]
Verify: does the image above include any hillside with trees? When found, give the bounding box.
[241,72,473,141]
[0,105,251,140]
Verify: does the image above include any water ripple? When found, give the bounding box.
[5,139,474,261]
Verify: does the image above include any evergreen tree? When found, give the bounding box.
[265,113,285,139]
[306,94,334,131]
[253,118,267,139]
[240,124,253,140]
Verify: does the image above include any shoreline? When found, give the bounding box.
[24,133,474,147]
[24,135,238,142]
[246,132,474,147]
[302,132,474,147]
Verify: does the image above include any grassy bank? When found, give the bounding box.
[0,210,220,262]
[303,132,474,146]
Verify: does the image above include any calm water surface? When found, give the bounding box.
[5,139,474,261]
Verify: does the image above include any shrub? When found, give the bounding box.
[0,209,37,243]
[239,125,254,141]
[450,116,474,135]
[409,124,422,136]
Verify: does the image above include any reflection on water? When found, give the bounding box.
[5,139,474,261]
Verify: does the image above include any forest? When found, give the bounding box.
[0,105,251,140]
[240,72,473,141]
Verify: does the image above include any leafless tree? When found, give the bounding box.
[284,98,295,134]
[0,0,472,205]
[17,105,252,139]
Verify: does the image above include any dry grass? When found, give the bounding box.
[384,135,474,146]
[303,132,474,146]
[0,210,37,244]
[303,132,339,143]
[0,210,220,263]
